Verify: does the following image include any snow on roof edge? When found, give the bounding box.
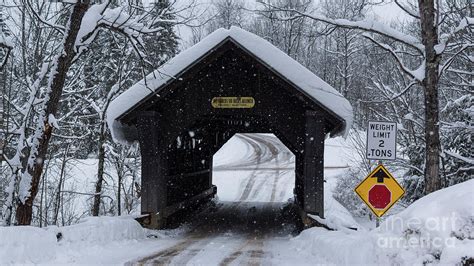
[107,27,353,144]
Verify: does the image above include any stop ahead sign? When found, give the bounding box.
[355,164,405,217]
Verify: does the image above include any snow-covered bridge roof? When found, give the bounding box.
[107,26,353,143]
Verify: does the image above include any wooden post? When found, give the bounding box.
[294,153,305,207]
[205,134,214,189]
[303,110,325,218]
[137,111,168,228]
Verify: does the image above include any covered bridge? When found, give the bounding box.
[107,26,353,228]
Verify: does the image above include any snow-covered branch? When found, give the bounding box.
[360,80,418,103]
[436,16,474,54]
[362,33,425,82]
[444,150,474,165]
[439,43,473,77]
[268,6,425,53]
[75,3,181,62]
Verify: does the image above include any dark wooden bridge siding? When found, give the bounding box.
[122,40,341,226]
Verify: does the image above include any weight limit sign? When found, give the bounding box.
[366,121,397,160]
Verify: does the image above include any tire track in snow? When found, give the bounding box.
[242,134,294,202]
[219,238,253,266]
[236,134,263,202]
[131,239,192,265]
[243,134,281,203]
[219,237,265,266]
[132,236,217,265]
[167,236,217,265]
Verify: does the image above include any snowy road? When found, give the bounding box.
[213,134,295,203]
[130,202,298,265]
[127,134,349,266]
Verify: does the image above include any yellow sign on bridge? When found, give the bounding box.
[211,97,255,108]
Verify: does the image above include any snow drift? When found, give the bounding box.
[290,179,474,265]
[0,216,145,264]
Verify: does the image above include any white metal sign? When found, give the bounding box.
[366,121,397,160]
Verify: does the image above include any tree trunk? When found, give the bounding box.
[15,1,90,225]
[418,0,442,193]
[53,147,68,225]
[92,122,106,216]
[117,167,122,216]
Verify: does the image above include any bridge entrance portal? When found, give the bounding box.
[107,27,352,228]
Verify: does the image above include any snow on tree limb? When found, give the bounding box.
[359,80,418,104]
[271,7,425,53]
[362,33,425,82]
[439,43,473,77]
[444,150,474,165]
[436,16,474,55]
[74,3,178,63]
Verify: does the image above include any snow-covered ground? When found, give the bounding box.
[0,134,472,265]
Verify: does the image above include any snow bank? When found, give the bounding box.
[375,179,474,265]
[107,26,353,144]
[316,193,361,231]
[57,216,146,244]
[0,226,58,264]
[291,228,383,265]
[0,216,146,265]
[290,179,474,265]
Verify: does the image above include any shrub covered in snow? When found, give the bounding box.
[332,167,371,218]
[440,94,473,186]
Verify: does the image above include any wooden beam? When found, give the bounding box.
[162,186,217,217]
[303,110,325,218]
[137,111,168,218]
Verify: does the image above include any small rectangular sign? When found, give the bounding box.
[366,121,397,160]
[211,97,255,108]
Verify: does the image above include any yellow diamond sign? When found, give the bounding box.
[355,164,405,217]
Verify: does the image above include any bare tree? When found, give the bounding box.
[265,0,473,194]
[4,0,188,225]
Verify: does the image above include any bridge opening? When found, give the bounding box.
[213,133,295,203]
[192,133,301,235]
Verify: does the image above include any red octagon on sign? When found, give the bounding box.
[368,184,391,209]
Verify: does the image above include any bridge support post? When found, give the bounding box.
[303,111,325,218]
[137,111,168,228]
